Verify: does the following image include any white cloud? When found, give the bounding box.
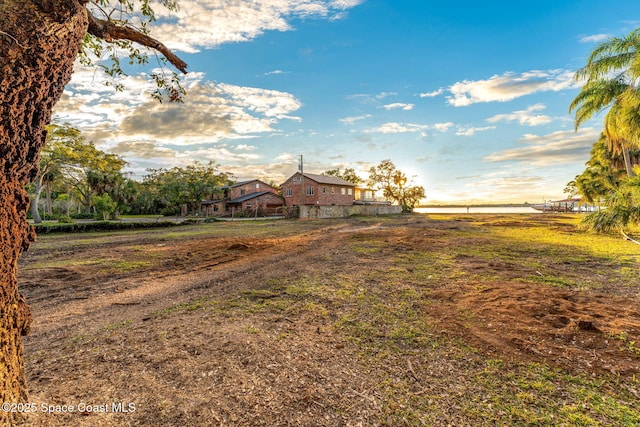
[55,69,302,140]
[150,0,364,53]
[339,114,371,125]
[381,103,415,111]
[330,0,366,7]
[375,92,397,99]
[465,173,548,201]
[579,34,611,43]
[447,70,579,107]
[176,146,262,162]
[275,152,298,162]
[419,88,444,98]
[264,69,287,76]
[484,127,599,166]
[455,125,496,136]
[113,82,302,142]
[368,123,429,134]
[110,141,177,159]
[366,121,453,134]
[487,104,553,126]
[237,144,258,151]
[433,122,455,132]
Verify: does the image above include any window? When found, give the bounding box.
[322,186,327,193]
[256,183,260,189]
[348,188,353,195]
[341,187,346,195]
[240,189,246,195]
[306,186,314,196]
[331,187,335,194]
[285,188,293,197]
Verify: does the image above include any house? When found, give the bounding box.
[201,179,284,216]
[227,180,277,199]
[225,191,285,215]
[281,172,355,206]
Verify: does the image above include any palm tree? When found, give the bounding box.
[569,29,640,177]
[574,135,620,205]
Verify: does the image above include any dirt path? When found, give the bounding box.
[17,216,640,425]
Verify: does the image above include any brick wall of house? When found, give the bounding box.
[282,173,355,206]
[230,180,278,199]
[240,192,285,210]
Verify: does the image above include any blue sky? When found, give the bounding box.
[53,0,640,204]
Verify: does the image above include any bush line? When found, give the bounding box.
[32,221,185,234]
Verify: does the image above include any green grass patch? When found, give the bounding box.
[103,319,132,331]
[109,260,153,271]
[150,297,212,317]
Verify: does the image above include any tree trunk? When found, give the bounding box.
[622,144,635,177]
[30,178,44,224]
[45,181,53,216]
[0,0,87,423]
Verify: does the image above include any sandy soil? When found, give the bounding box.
[16,215,640,426]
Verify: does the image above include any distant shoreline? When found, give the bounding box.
[419,203,531,208]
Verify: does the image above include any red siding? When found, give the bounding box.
[282,173,354,206]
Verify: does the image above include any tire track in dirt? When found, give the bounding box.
[22,222,387,427]
[22,223,352,341]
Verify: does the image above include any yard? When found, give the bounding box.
[18,213,640,426]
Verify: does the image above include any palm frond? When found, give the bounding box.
[580,206,631,233]
[569,79,628,128]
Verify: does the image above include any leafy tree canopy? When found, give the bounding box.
[143,161,234,214]
[322,168,364,185]
[368,159,426,212]
[569,28,640,233]
[80,0,188,101]
[32,123,129,216]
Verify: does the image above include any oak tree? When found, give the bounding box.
[0,0,187,421]
[368,159,426,212]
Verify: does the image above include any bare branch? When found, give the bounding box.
[0,30,23,48]
[86,13,187,74]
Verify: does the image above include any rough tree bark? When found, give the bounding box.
[1,2,88,422]
[0,0,186,423]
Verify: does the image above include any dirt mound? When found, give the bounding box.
[432,281,640,376]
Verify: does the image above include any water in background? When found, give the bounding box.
[415,206,541,214]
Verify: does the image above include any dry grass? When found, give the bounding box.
[18,214,640,426]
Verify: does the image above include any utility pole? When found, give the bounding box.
[299,154,305,207]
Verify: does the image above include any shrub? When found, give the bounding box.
[57,215,75,223]
[33,221,182,234]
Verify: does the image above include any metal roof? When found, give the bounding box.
[227,191,278,204]
[298,172,356,186]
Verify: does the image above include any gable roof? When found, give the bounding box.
[230,180,254,188]
[229,179,273,188]
[299,172,356,187]
[227,191,280,204]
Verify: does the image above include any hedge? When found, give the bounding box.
[32,220,185,234]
